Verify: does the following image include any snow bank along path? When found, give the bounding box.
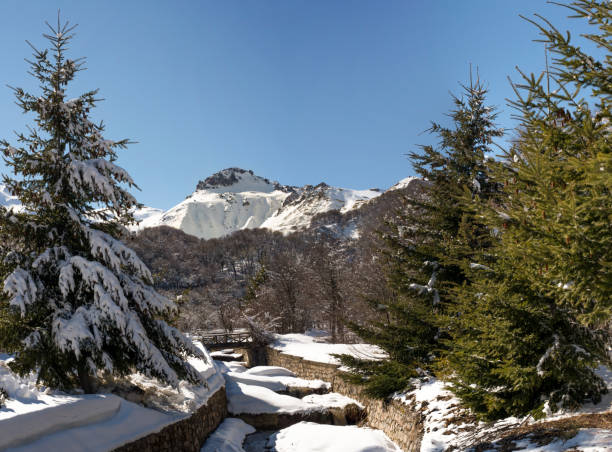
[271,422,402,452]
[0,340,225,451]
[6,398,181,452]
[271,330,386,367]
[218,361,356,416]
[200,418,255,452]
[0,394,120,450]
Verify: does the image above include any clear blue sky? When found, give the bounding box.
[0,1,594,209]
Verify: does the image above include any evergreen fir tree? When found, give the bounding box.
[445,0,611,419]
[0,17,205,392]
[340,76,503,398]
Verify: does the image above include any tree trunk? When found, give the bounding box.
[77,362,97,394]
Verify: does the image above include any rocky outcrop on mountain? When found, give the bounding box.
[196,168,292,193]
[260,182,380,235]
[195,168,293,194]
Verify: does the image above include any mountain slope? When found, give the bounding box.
[135,169,292,239]
[261,183,380,235]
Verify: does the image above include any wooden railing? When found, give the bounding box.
[198,331,253,348]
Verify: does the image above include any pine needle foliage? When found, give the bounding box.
[0,16,205,392]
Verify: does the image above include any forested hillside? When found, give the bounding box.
[127,178,428,337]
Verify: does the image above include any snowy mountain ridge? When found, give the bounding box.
[131,167,386,239]
[0,168,409,240]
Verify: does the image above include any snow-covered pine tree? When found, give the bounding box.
[339,76,504,398]
[0,17,205,392]
[445,0,611,419]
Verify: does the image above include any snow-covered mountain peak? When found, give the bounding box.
[132,167,386,239]
[388,176,420,191]
[195,168,292,194]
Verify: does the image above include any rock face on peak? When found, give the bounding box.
[195,168,292,194]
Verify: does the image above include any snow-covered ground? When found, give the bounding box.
[395,366,612,452]
[201,418,255,452]
[218,362,348,416]
[202,358,399,452]
[271,330,386,367]
[271,422,402,452]
[5,329,610,452]
[221,364,329,394]
[0,341,223,451]
[488,428,612,451]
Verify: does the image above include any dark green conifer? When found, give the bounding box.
[446,0,611,419]
[340,76,503,398]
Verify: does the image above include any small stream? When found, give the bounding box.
[243,431,275,452]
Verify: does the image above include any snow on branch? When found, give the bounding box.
[85,158,135,186]
[87,228,151,281]
[536,334,560,377]
[65,158,137,209]
[155,320,206,360]
[53,307,98,360]
[59,256,128,309]
[119,273,175,314]
[125,311,181,386]
[469,262,492,271]
[409,261,440,305]
[3,268,39,315]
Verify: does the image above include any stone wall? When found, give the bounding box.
[265,347,423,452]
[112,387,227,452]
